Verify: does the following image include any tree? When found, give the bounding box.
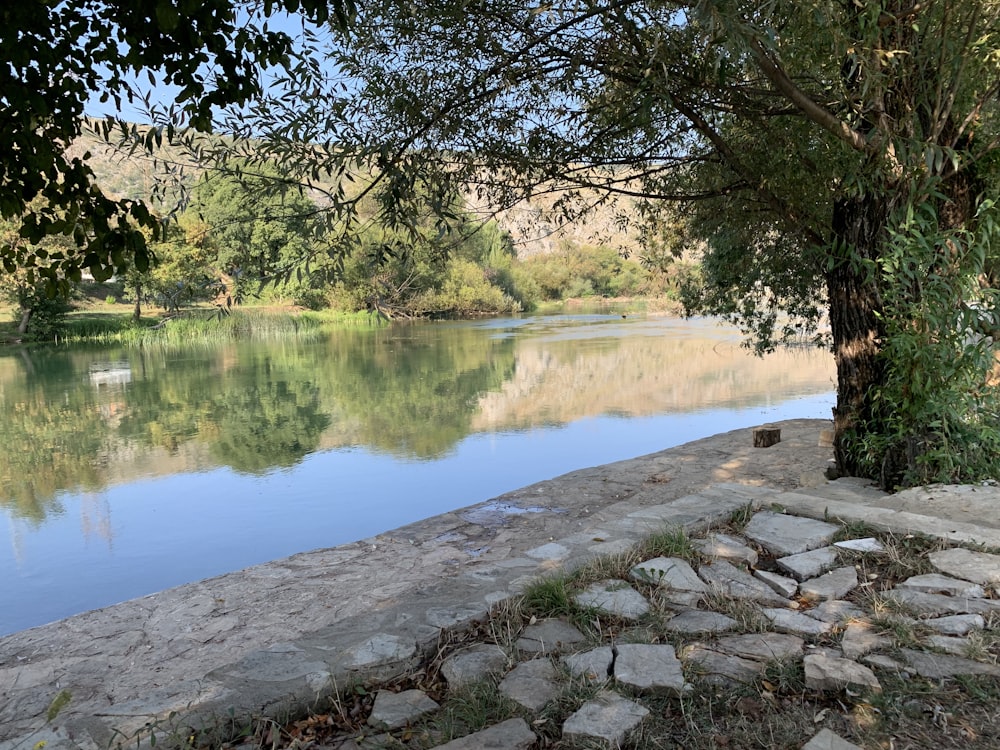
[0,216,72,340]
[0,0,350,287]
[207,0,1000,487]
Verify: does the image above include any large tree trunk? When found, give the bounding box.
[827,193,891,480]
[16,307,32,336]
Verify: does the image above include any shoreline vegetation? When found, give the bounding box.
[0,295,682,349]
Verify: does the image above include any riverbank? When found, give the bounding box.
[3,419,999,749]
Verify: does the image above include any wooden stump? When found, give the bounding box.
[753,426,781,448]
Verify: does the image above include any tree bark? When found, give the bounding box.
[827,193,891,479]
[132,281,142,322]
[16,307,32,336]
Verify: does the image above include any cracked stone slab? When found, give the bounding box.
[428,717,536,750]
[696,533,759,566]
[613,644,685,693]
[563,647,614,684]
[776,546,840,581]
[562,690,649,746]
[341,633,417,669]
[440,644,508,688]
[368,689,439,729]
[742,512,839,556]
[928,548,1000,585]
[698,560,791,606]
[896,573,986,598]
[516,619,586,655]
[800,567,858,601]
[804,654,881,693]
[499,659,560,712]
[664,610,738,634]
[573,579,650,620]
[714,633,804,662]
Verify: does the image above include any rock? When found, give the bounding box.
[428,717,535,750]
[614,644,685,693]
[629,557,708,602]
[682,646,763,685]
[698,561,791,606]
[562,690,649,746]
[761,608,834,637]
[776,547,840,581]
[573,580,651,620]
[714,633,804,662]
[803,654,881,694]
[800,567,858,601]
[805,600,866,624]
[834,538,885,553]
[696,533,759,566]
[516,619,586,655]
[928,547,1000,585]
[525,542,571,561]
[664,610,738,634]
[897,648,1000,678]
[754,569,798,598]
[925,635,970,656]
[563,647,614,683]
[923,614,985,636]
[498,659,559,711]
[801,728,863,750]
[896,573,986,598]
[840,623,887,660]
[886,588,1000,616]
[342,634,417,669]
[440,645,508,688]
[368,689,439,729]
[742,512,839,556]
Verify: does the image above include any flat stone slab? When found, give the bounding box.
[429,717,536,749]
[897,573,986,598]
[897,648,1000,678]
[499,659,560,712]
[562,690,649,745]
[742,511,839,556]
[368,689,439,729]
[800,566,858,601]
[802,728,863,750]
[805,600,866,624]
[696,533,759,566]
[928,548,1000,585]
[804,654,881,693]
[440,645,508,688]
[563,647,614,683]
[776,546,840,581]
[630,557,708,597]
[840,623,888,660]
[923,614,985,636]
[886,588,1000,616]
[516,619,586,655]
[698,560,791,606]
[613,644,685,693]
[342,633,417,669]
[834,537,885,553]
[573,580,650,620]
[762,608,834,637]
[664,610,738,634]
[683,646,763,684]
[714,633,804,662]
[754,569,798,598]
[925,635,969,656]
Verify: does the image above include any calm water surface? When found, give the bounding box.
[0,314,835,634]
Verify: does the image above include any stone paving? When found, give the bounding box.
[2,419,1000,750]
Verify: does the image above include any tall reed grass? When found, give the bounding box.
[60,309,383,348]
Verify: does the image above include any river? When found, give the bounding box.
[0,313,836,634]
